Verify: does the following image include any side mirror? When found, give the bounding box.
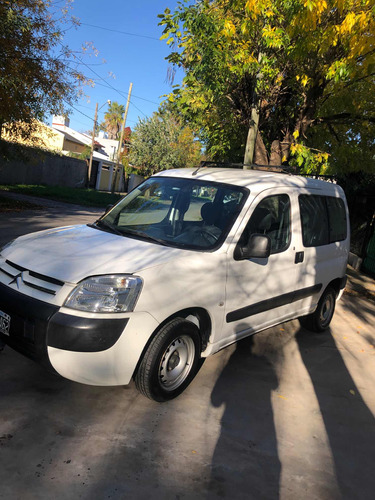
[105,204,114,214]
[234,234,271,260]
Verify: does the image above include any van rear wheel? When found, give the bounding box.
[299,287,336,332]
[135,318,201,402]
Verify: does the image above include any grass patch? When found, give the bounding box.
[0,185,123,208]
[0,195,43,212]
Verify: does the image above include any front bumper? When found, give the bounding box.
[0,282,129,376]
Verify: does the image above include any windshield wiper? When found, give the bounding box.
[88,219,123,236]
[121,228,169,246]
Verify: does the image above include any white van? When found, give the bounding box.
[0,168,349,401]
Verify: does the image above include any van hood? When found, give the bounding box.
[3,224,185,283]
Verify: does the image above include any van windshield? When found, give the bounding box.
[97,176,249,250]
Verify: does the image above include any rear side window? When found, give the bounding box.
[299,195,347,247]
[299,196,329,246]
[326,197,347,242]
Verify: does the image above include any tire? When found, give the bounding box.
[299,286,336,332]
[135,318,201,402]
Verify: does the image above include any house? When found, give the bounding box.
[3,117,125,192]
[52,116,124,191]
[96,131,119,161]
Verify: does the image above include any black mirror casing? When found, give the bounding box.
[234,234,271,260]
[105,204,114,214]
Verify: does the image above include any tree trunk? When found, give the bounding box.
[281,131,292,163]
[269,140,282,166]
[254,132,268,165]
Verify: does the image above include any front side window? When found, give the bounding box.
[238,194,291,255]
[96,177,249,250]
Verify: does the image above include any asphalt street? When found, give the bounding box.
[0,195,375,499]
[0,192,103,247]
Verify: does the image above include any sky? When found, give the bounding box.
[53,0,184,134]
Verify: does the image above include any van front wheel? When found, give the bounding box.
[135,318,201,402]
[299,287,336,332]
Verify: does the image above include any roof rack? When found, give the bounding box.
[192,161,294,176]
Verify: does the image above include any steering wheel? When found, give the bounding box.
[191,226,220,246]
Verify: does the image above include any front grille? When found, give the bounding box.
[0,260,64,296]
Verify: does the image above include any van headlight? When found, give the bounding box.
[64,275,143,313]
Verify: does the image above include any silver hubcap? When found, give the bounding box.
[320,294,334,326]
[159,335,195,391]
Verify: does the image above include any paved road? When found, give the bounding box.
[1,196,375,499]
[0,191,103,247]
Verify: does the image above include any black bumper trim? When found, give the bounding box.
[0,282,58,370]
[47,313,128,352]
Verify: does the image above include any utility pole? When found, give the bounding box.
[243,53,263,170]
[87,102,98,187]
[243,105,260,169]
[87,100,111,188]
[112,82,133,194]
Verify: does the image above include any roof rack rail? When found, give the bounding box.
[192,161,295,176]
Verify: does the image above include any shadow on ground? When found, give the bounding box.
[209,335,281,499]
[295,326,375,499]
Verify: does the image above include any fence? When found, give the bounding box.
[0,143,87,188]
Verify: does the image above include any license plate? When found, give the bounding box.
[0,310,11,336]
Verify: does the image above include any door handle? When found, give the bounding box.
[295,251,304,264]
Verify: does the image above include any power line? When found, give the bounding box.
[71,53,150,118]
[80,23,160,41]
[93,81,159,105]
[132,94,159,105]
[56,39,126,103]
[63,90,146,127]
[57,41,158,115]
[74,103,113,118]
[62,101,137,127]
[74,103,97,111]
[130,100,147,118]
[72,54,129,100]
[92,80,129,97]
[69,117,93,130]
[58,43,152,122]
[64,101,94,122]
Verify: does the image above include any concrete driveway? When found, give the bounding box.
[1,196,375,499]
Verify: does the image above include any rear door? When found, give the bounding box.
[293,191,349,315]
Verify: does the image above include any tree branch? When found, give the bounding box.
[326,122,341,144]
[318,113,375,125]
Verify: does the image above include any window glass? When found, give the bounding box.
[183,185,218,221]
[101,177,248,250]
[327,197,347,242]
[118,181,177,225]
[239,194,291,254]
[299,195,329,247]
[299,195,347,247]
